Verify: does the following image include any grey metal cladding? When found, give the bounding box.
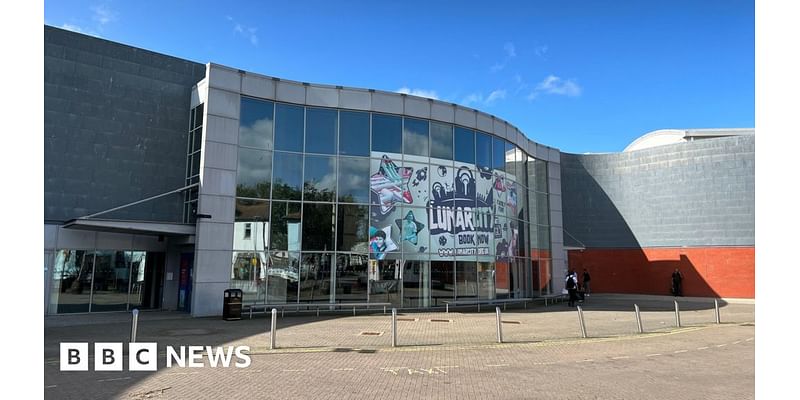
[44,26,206,223]
[560,136,755,248]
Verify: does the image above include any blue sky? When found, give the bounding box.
[44,0,754,154]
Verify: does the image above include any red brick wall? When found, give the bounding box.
[567,247,754,298]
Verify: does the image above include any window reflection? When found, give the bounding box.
[299,253,333,303]
[272,152,303,200]
[337,204,369,253]
[372,114,402,154]
[335,254,368,302]
[267,252,300,303]
[475,132,492,170]
[305,107,337,154]
[235,199,270,221]
[274,103,304,152]
[52,250,93,313]
[339,111,370,156]
[430,122,453,160]
[454,127,475,164]
[493,137,505,172]
[337,157,370,203]
[403,117,429,157]
[270,202,302,251]
[231,251,268,303]
[239,97,274,149]
[303,155,337,202]
[91,250,131,312]
[237,148,272,199]
[301,203,335,251]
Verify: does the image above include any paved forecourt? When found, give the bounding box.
[44,294,755,399]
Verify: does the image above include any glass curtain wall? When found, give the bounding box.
[49,249,156,314]
[232,95,552,306]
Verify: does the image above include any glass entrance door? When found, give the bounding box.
[402,259,429,308]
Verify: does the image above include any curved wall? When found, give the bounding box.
[191,64,567,316]
[561,135,755,298]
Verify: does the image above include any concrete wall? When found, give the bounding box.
[560,135,755,298]
[44,26,206,223]
[561,135,755,248]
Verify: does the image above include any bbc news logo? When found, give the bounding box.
[60,343,251,371]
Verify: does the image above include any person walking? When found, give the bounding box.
[671,268,684,296]
[582,269,592,297]
[565,269,579,307]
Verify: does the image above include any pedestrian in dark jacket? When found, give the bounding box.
[566,270,579,307]
[671,268,683,296]
[582,269,592,296]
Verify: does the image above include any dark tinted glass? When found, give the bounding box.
[239,98,274,149]
[430,261,455,301]
[272,151,303,200]
[493,137,506,171]
[372,114,402,154]
[301,203,336,251]
[403,117,429,156]
[193,104,204,129]
[337,157,370,203]
[454,127,475,164]
[274,103,304,152]
[339,111,370,156]
[303,155,337,202]
[192,128,202,152]
[336,204,369,252]
[430,122,453,160]
[475,132,492,169]
[305,107,337,154]
[236,148,272,199]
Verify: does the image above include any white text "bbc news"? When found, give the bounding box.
[60,343,251,371]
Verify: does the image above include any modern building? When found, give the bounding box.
[44,26,754,317]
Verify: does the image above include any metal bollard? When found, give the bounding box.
[130,309,139,343]
[577,306,587,338]
[674,300,681,328]
[391,308,397,347]
[270,308,277,350]
[634,304,643,334]
[495,307,503,343]
[714,299,721,324]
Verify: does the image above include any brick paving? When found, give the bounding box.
[44,294,755,399]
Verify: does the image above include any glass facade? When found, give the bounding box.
[233,96,553,307]
[49,249,158,313]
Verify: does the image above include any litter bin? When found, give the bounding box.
[223,289,243,321]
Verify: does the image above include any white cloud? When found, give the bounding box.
[60,23,100,37]
[91,4,117,26]
[60,23,84,33]
[490,42,517,73]
[504,42,516,58]
[529,75,582,99]
[460,89,506,107]
[461,93,483,107]
[486,89,507,104]
[535,45,548,57]
[396,87,439,100]
[227,16,259,46]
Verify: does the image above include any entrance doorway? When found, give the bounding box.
[130,253,165,310]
